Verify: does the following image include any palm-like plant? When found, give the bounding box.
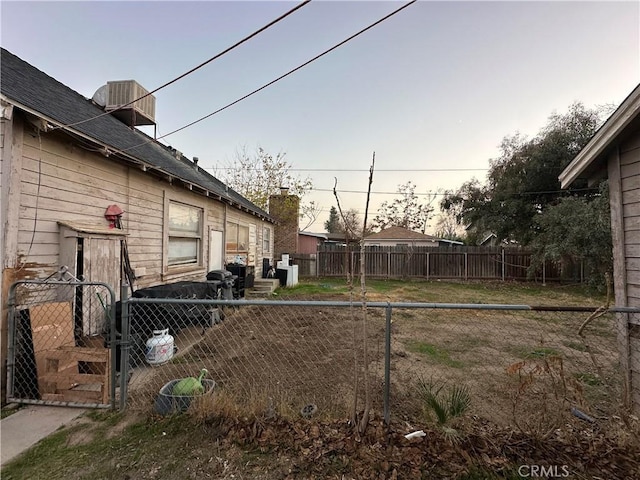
[417,378,471,425]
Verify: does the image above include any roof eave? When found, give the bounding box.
[3,95,276,223]
[560,84,640,189]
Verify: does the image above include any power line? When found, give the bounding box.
[310,187,599,196]
[52,0,312,130]
[208,167,488,172]
[313,188,443,196]
[110,0,418,157]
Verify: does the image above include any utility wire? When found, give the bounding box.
[110,0,418,156]
[52,0,312,130]
[209,167,488,172]
[310,187,599,196]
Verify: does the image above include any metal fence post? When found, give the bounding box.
[119,282,130,410]
[384,303,392,425]
[107,286,117,410]
[6,282,18,401]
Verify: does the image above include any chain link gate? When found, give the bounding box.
[7,268,117,408]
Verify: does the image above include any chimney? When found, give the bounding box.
[269,189,299,258]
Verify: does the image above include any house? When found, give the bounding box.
[0,49,275,396]
[479,233,498,247]
[298,231,328,255]
[363,226,463,248]
[559,82,640,413]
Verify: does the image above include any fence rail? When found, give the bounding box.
[114,296,638,427]
[293,246,586,282]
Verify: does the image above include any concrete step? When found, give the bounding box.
[252,285,275,292]
[248,278,280,297]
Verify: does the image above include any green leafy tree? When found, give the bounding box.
[441,103,604,244]
[324,206,341,233]
[530,182,612,287]
[372,181,434,233]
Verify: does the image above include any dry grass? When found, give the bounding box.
[123,279,624,437]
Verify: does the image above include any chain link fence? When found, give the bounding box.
[122,297,384,419]
[119,294,637,432]
[7,277,116,408]
[10,272,634,432]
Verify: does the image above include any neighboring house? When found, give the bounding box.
[559,82,640,413]
[325,232,360,246]
[363,226,463,248]
[0,49,275,395]
[298,231,328,255]
[479,233,498,247]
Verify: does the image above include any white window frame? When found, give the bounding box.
[262,226,271,253]
[167,201,203,267]
[226,221,249,255]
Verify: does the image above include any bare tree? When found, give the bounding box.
[219,145,313,211]
[300,200,321,231]
[434,210,464,241]
[358,153,375,434]
[332,152,375,434]
[372,181,434,233]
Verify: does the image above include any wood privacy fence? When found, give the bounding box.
[291,246,587,282]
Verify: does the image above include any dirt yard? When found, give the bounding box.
[127,282,622,436]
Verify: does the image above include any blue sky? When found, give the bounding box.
[2,1,638,232]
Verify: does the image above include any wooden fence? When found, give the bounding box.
[291,246,586,283]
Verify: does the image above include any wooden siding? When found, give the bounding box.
[619,132,640,306]
[5,112,271,289]
[613,127,640,411]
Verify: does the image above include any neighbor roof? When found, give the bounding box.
[0,48,273,221]
[365,226,441,241]
[299,231,328,240]
[560,83,640,188]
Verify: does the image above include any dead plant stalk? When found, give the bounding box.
[332,152,375,434]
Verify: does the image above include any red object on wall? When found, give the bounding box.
[104,204,124,228]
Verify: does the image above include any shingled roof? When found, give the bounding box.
[0,48,272,221]
[365,226,441,241]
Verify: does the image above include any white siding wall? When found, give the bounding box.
[8,115,271,288]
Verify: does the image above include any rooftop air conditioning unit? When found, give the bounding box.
[102,80,156,126]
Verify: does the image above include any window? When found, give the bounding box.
[168,202,202,266]
[263,227,271,252]
[226,222,249,253]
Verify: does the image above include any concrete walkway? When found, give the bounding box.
[1,405,86,467]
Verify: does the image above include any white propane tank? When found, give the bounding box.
[145,329,174,365]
